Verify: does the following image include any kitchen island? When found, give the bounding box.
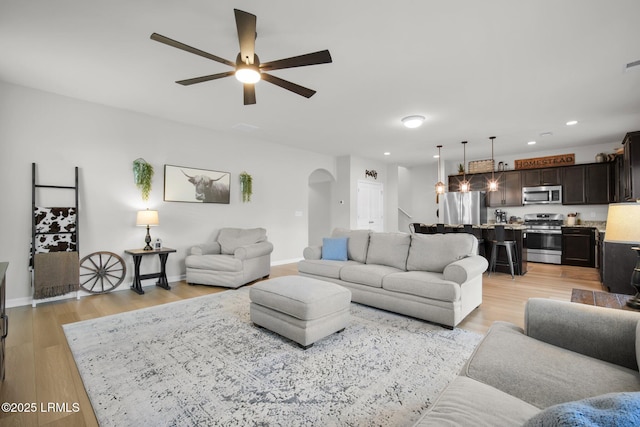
[418,224,527,276]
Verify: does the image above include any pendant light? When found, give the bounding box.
[435,145,445,195]
[488,136,498,192]
[460,141,470,192]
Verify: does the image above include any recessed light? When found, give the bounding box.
[540,132,553,137]
[566,120,578,126]
[384,152,391,156]
[401,115,425,129]
[528,141,536,145]
[433,154,440,158]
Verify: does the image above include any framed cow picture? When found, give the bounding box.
[163,164,231,204]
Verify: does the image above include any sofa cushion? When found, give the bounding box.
[365,232,410,270]
[321,237,348,261]
[340,264,403,288]
[382,271,460,302]
[185,254,242,272]
[331,228,370,263]
[217,228,267,255]
[465,322,640,409]
[414,376,540,427]
[407,233,476,273]
[298,259,359,279]
[522,392,640,427]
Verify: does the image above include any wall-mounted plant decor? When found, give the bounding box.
[133,158,154,201]
[239,172,253,203]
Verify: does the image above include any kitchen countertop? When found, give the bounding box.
[426,222,606,233]
[426,224,527,230]
[561,221,606,233]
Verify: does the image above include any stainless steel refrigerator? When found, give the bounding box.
[439,191,487,225]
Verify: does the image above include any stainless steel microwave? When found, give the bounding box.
[522,185,562,205]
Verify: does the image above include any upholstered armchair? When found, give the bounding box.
[185,228,273,288]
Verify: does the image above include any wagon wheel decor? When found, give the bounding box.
[80,251,127,293]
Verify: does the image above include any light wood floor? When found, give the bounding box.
[0,263,603,426]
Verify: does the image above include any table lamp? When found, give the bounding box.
[136,209,159,251]
[604,202,640,309]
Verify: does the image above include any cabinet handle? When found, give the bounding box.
[1,315,7,339]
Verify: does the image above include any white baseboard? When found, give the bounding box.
[7,274,187,309]
[271,258,302,266]
[6,264,302,309]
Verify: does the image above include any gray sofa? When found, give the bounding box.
[298,228,488,328]
[415,298,640,426]
[185,227,273,288]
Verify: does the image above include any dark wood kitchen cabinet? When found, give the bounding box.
[521,168,562,187]
[562,165,586,204]
[487,171,521,207]
[585,163,613,204]
[602,242,637,295]
[562,163,613,205]
[623,130,640,201]
[561,228,595,267]
[448,172,489,192]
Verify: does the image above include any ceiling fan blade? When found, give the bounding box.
[234,9,257,65]
[260,50,332,71]
[176,71,235,86]
[150,33,236,68]
[243,84,256,105]
[261,73,316,98]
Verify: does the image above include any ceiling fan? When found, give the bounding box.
[150,9,332,105]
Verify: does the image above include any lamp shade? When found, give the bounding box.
[604,203,640,243]
[136,210,159,227]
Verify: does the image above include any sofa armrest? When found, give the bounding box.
[303,245,322,260]
[190,242,221,256]
[443,255,489,284]
[525,298,640,371]
[234,241,274,261]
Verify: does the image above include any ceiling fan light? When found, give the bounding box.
[235,66,261,84]
[401,115,425,129]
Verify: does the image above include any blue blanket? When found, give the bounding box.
[524,392,640,426]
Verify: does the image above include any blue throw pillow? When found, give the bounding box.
[523,392,640,427]
[322,237,348,261]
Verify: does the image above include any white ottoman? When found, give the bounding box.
[249,276,351,349]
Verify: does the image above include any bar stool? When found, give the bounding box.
[436,223,446,234]
[463,224,486,257]
[488,225,519,279]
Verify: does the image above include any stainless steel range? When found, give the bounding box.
[524,213,564,264]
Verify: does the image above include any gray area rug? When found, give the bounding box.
[64,287,483,426]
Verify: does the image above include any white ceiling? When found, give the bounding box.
[1,0,639,166]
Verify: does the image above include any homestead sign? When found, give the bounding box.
[514,153,575,170]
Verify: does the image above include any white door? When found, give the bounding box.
[357,180,384,231]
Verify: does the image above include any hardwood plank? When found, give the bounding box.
[34,344,81,425]
[0,263,605,426]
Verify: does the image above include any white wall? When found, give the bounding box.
[331,155,397,232]
[0,82,335,303]
[397,166,412,231]
[308,169,334,246]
